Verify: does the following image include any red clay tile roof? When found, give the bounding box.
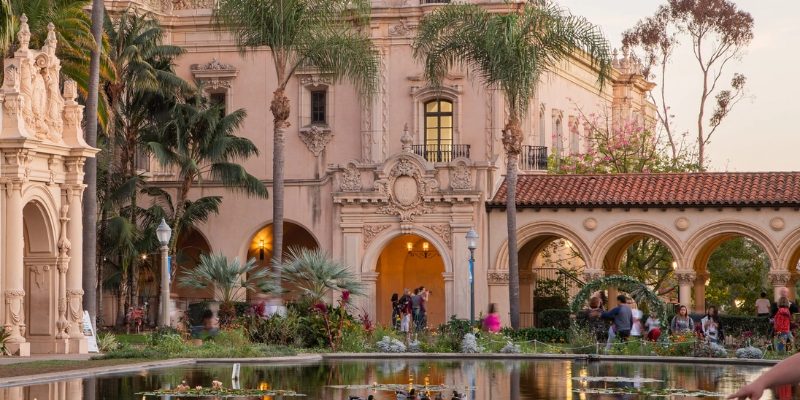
[487,172,800,209]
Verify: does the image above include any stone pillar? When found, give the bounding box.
[675,270,696,308]
[605,270,619,308]
[789,274,798,302]
[4,180,29,356]
[693,272,707,313]
[451,225,471,319]
[55,203,70,342]
[66,186,87,352]
[770,271,792,302]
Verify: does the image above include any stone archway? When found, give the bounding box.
[22,200,60,353]
[375,234,446,328]
[245,221,319,302]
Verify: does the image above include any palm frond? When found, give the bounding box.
[277,247,364,303]
[179,253,277,303]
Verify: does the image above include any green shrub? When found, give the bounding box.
[210,328,251,348]
[97,332,120,353]
[92,343,162,360]
[538,309,571,330]
[340,323,370,352]
[149,327,181,346]
[241,309,304,346]
[719,315,770,337]
[433,316,476,352]
[501,327,567,343]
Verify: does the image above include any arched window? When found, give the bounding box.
[423,99,454,162]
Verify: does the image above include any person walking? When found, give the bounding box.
[391,293,401,330]
[586,296,606,342]
[774,296,793,352]
[411,288,422,331]
[602,295,633,348]
[483,303,501,333]
[399,289,412,333]
[630,300,643,340]
[756,291,772,317]
[670,305,693,334]
[419,287,430,330]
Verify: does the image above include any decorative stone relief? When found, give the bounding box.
[191,58,238,91]
[299,75,332,87]
[194,58,234,71]
[674,271,696,284]
[487,272,509,284]
[424,224,452,248]
[450,160,473,191]
[4,289,27,339]
[771,217,786,231]
[582,269,604,282]
[299,125,333,157]
[388,19,416,37]
[769,271,792,286]
[66,288,83,337]
[363,224,391,248]
[172,0,215,10]
[583,218,597,231]
[339,162,362,192]
[374,157,438,221]
[674,217,690,231]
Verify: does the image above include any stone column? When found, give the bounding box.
[604,270,619,308]
[4,180,29,356]
[693,272,708,313]
[789,274,799,302]
[675,271,696,308]
[451,225,471,319]
[770,271,792,302]
[442,272,454,321]
[56,203,70,340]
[66,186,87,352]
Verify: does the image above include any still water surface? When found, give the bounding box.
[4,359,788,399]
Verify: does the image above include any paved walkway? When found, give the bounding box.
[0,353,93,366]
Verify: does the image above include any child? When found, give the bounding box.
[645,315,661,341]
[774,297,793,352]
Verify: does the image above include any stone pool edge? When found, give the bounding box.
[0,353,779,388]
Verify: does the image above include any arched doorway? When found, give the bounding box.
[172,228,214,302]
[246,221,319,302]
[376,234,446,328]
[519,235,587,328]
[22,201,58,351]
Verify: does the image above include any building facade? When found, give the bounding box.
[102,0,656,327]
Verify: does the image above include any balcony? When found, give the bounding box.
[412,144,470,163]
[520,145,548,171]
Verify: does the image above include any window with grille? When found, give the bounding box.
[311,90,327,124]
[423,99,454,162]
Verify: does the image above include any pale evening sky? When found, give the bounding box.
[558,1,799,171]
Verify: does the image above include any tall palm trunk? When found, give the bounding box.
[502,115,523,329]
[82,0,104,328]
[270,88,289,295]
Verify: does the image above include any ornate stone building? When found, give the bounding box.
[0,18,95,354]
[102,0,658,327]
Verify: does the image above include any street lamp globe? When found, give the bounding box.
[466,228,478,251]
[156,218,172,246]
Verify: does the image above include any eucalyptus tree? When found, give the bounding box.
[413,0,611,328]
[214,0,378,283]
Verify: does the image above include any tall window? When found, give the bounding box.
[538,106,546,146]
[553,115,563,156]
[424,99,453,161]
[209,92,226,119]
[311,90,327,124]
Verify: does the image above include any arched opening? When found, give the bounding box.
[376,234,446,327]
[246,221,319,302]
[171,228,214,301]
[22,201,57,346]
[693,235,770,315]
[599,233,679,308]
[518,235,587,328]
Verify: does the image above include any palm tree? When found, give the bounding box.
[413,0,611,328]
[145,94,267,256]
[82,0,104,333]
[214,0,379,286]
[179,253,275,326]
[277,247,364,305]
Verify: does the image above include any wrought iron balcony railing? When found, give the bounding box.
[412,144,470,163]
[521,145,548,171]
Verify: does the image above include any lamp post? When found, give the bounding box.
[156,219,172,327]
[466,228,479,324]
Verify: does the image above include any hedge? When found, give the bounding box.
[501,327,567,343]
[538,309,571,330]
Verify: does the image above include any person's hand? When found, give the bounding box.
[727,381,765,400]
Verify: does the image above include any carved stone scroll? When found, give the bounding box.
[363,224,391,248]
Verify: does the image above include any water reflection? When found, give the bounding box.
[0,359,784,399]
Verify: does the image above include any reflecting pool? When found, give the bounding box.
[1,359,789,399]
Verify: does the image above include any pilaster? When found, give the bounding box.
[4,180,27,348]
[674,270,696,308]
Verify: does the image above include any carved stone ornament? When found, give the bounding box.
[424,224,452,248]
[487,272,509,285]
[771,217,786,231]
[172,0,216,10]
[197,78,231,90]
[339,162,362,192]
[449,160,472,191]
[582,269,604,282]
[300,75,332,88]
[388,19,416,37]
[363,224,391,248]
[674,217,690,231]
[583,218,598,231]
[373,157,438,221]
[769,271,792,286]
[193,58,234,71]
[674,271,696,284]
[299,125,333,157]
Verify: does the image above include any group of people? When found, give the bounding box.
[756,288,800,351]
[589,294,662,348]
[391,287,431,333]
